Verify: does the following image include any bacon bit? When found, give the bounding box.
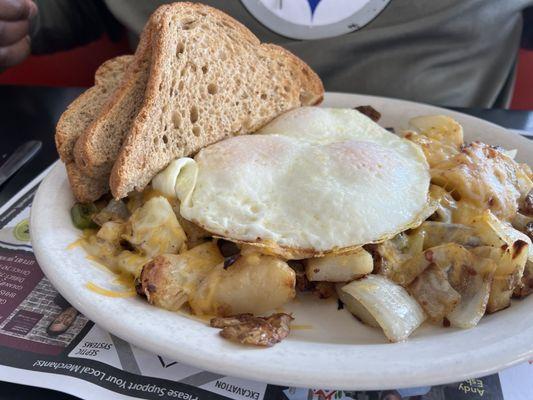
[119,239,135,251]
[223,253,240,269]
[512,240,529,259]
[287,260,304,269]
[424,250,434,262]
[486,147,498,159]
[289,261,313,292]
[210,313,293,347]
[501,244,509,251]
[296,273,313,292]
[217,239,240,257]
[354,105,381,122]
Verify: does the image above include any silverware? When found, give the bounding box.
[0,140,42,186]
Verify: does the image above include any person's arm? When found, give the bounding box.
[30,0,122,54]
[0,0,37,68]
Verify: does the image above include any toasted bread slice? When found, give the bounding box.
[65,162,110,203]
[55,55,132,202]
[55,55,132,163]
[73,9,163,179]
[110,3,323,198]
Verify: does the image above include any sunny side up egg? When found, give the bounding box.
[153,107,431,258]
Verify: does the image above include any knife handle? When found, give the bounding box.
[0,140,42,185]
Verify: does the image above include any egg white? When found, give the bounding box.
[164,107,430,257]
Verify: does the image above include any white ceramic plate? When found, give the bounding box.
[31,93,533,390]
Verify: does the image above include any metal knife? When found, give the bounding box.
[0,140,42,186]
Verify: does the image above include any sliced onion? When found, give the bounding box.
[408,264,460,322]
[415,222,481,249]
[446,257,497,328]
[151,157,198,205]
[335,284,379,328]
[340,275,426,342]
[392,243,472,286]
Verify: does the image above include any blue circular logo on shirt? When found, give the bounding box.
[241,0,391,40]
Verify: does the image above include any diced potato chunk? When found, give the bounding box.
[123,196,187,258]
[471,244,528,312]
[140,242,223,311]
[431,143,528,221]
[96,221,125,244]
[409,115,464,148]
[189,252,295,316]
[471,210,532,262]
[404,131,459,167]
[306,248,373,282]
[404,114,464,168]
[116,251,149,278]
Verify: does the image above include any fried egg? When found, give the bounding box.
[153,107,431,258]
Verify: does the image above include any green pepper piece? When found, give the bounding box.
[71,203,98,230]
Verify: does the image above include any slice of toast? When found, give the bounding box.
[73,8,164,179]
[110,3,323,198]
[55,55,132,163]
[55,55,132,203]
[65,162,110,203]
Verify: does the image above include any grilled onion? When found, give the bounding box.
[340,275,425,342]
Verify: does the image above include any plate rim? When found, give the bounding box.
[30,92,533,390]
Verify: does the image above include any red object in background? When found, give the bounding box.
[0,33,531,109]
[0,34,130,87]
[511,49,533,110]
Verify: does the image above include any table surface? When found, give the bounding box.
[0,85,532,400]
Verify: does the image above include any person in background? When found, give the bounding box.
[0,0,532,108]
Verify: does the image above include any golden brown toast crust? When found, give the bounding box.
[65,162,109,203]
[55,55,132,163]
[55,55,132,202]
[72,11,162,179]
[110,2,324,199]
